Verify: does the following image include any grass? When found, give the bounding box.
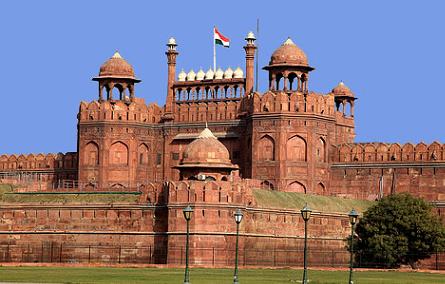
[0,267,444,283]
[0,184,139,204]
[253,189,374,213]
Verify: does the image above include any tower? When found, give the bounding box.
[263,38,314,92]
[164,37,178,120]
[244,31,256,95]
[92,52,141,102]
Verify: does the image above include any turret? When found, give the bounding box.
[92,52,141,102]
[244,31,256,95]
[164,37,178,119]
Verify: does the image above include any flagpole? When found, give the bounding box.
[255,18,259,92]
[213,26,216,72]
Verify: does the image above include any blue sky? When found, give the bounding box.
[0,0,444,154]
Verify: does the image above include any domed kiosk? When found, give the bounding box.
[176,127,239,181]
[92,51,141,101]
[331,81,357,117]
[263,38,314,92]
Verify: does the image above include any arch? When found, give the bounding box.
[415,142,428,161]
[258,135,275,161]
[110,141,129,165]
[286,181,306,193]
[316,137,326,162]
[287,135,307,161]
[376,143,389,161]
[85,141,99,166]
[288,72,299,91]
[364,144,376,162]
[138,143,149,165]
[316,182,326,195]
[389,143,402,161]
[261,180,274,190]
[401,143,414,161]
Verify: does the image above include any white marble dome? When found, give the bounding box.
[233,67,244,78]
[205,68,214,80]
[178,69,186,81]
[214,68,224,79]
[196,68,205,80]
[186,69,196,81]
[224,67,233,79]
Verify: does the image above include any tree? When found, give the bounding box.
[354,193,445,269]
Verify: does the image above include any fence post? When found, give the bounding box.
[50,242,53,263]
[436,249,439,271]
[212,247,215,266]
[59,243,62,263]
[118,246,122,264]
[149,246,152,264]
[88,245,91,263]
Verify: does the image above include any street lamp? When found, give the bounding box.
[183,205,193,284]
[348,209,359,284]
[300,204,312,284]
[233,208,244,284]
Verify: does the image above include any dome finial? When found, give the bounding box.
[112,51,122,59]
[283,37,295,45]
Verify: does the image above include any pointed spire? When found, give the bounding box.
[283,37,295,46]
[112,51,122,59]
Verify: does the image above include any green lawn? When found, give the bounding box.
[0,184,139,204]
[0,267,443,284]
[253,189,373,213]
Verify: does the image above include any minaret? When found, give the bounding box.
[164,37,178,118]
[244,32,256,95]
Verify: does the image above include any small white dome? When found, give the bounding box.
[233,67,244,78]
[167,37,177,46]
[245,31,256,40]
[196,68,205,80]
[178,69,186,81]
[214,68,224,79]
[205,68,214,80]
[186,69,196,81]
[224,67,233,79]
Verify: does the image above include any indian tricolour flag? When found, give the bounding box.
[214,27,230,48]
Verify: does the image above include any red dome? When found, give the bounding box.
[96,52,137,80]
[181,128,238,169]
[269,38,309,66]
[332,81,354,97]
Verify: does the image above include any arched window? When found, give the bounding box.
[287,181,306,193]
[84,142,99,166]
[316,137,326,163]
[261,180,274,190]
[110,141,129,165]
[258,135,275,161]
[317,182,326,194]
[287,135,307,161]
[138,144,149,165]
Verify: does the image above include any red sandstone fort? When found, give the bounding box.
[0,33,444,267]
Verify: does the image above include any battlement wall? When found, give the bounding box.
[336,142,445,163]
[0,152,77,172]
[78,100,162,124]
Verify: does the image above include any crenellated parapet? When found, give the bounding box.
[245,90,336,116]
[79,99,162,124]
[0,152,77,171]
[167,179,254,207]
[336,141,445,163]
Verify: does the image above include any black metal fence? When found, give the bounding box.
[0,243,444,269]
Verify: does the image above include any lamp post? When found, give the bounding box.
[233,208,244,284]
[300,204,312,284]
[348,209,359,284]
[183,205,193,284]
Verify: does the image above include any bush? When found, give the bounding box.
[353,193,445,269]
